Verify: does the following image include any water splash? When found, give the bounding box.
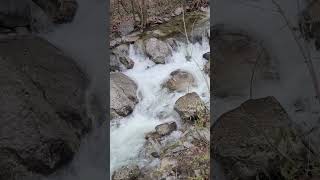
[110,37,210,176]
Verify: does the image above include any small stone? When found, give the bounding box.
[163,69,196,92]
[204,61,210,74]
[183,142,194,148]
[155,122,177,136]
[160,158,177,170]
[110,53,121,72]
[119,56,134,69]
[112,164,140,180]
[165,38,178,50]
[145,131,162,140]
[151,152,160,158]
[152,30,166,37]
[164,17,170,22]
[118,18,135,36]
[113,44,129,57]
[202,52,210,61]
[122,35,139,43]
[171,146,185,153]
[174,7,184,16]
[194,169,201,177]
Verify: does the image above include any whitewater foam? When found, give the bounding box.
[110,38,210,175]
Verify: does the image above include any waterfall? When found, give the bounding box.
[110,38,210,177]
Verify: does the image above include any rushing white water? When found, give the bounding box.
[110,38,210,175]
[36,0,209,178]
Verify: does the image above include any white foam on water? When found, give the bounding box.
[110,38,210,176]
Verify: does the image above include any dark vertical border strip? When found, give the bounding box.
[210,0,215,179]
[106,0,110,178]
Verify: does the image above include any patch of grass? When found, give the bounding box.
[139,11,207,41]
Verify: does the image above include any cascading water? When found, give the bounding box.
[37,0,209,178]
[110,38,210,176]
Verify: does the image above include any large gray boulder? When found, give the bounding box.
[212,97,315,179]
[212,26,279,98]
[174,92,206,123]
[0,36,91,180]
[145,38,171,64]
[163,69,196,92]
[110,72,138,119]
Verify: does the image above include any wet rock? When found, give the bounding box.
[118,18,135,36]
[33,0,78,23]
[165,38,178,51]
[145,38,171,64]
[113,44,129,57]
[212,26,279,97]
[110,72,138,119]
[145,131,162,140]
[133,39,146,55]
[204,61,210,75]
[155,122,177,136]
[202,52,210,61]
[139,138,161,160]
[110,44,134,71]
[112,164,141,180]
[174,92,206,122]
[119,56,134,69]
[110,38,122,48]
[212,96,313,179]
[110,53,121,72]
[0,36,91,180]
[163,69,196,92]
[151,152,160,158]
